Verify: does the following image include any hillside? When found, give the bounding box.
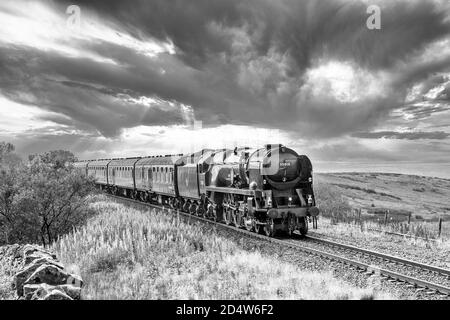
[315,172,450,221]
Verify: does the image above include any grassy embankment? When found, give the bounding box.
[52,198,385,300]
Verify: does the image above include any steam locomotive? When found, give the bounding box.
[74,144,319,236]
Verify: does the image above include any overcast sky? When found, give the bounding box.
[0,0,449,173]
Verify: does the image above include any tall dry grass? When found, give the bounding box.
[51,199,387,300]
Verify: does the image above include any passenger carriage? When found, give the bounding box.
[134,155,181,205]
[87,159,110,190]
[107,158,140,197]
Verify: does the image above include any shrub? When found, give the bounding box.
[87,248,134,273]
[0,143,96,246]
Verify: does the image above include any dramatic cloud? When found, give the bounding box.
[0,0,449,174]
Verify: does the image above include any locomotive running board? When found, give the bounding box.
[205,186,254,196]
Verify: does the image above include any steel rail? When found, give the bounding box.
[105,194,450,296]
[305,235,450,277]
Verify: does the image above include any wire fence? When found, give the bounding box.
[323,208,448,241]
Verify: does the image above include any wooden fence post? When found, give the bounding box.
[358,208,362,224]
[438,217,442,238]
[384,210,388,225]
[408,212,411,225]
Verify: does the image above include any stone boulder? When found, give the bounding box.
[12,244,83,300]
[23,247,58,266]
[56,284,82,300]
[23,283,52,300]
[21,244,56,258]
[23,283,80,300]
[43,289,73,300]
[15,257,65,296]
[24,264,83,289]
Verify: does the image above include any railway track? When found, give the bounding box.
[105,193,450,298]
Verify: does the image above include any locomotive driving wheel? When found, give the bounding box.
[236,211,244,228]
[254,220,263,234]
[182,200,190,213]
[299,217,309,236]
[264,218,275,237]
[223,207,232,225]
[189,203,197,215]
[222,196,232,225]
[207,204,217,221]
[196,203,204,217]
[287,215,296,237]
[243,216,254,232]
[231,210,238,227]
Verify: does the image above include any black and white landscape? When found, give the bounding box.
[0,0,449,303]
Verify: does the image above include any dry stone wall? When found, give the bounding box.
[1,244,83,300]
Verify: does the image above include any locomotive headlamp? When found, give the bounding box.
[263,179,267,184]
[307,195,313,205]
[288,196,292,206]
[308,177,312,182]
[267,196,272,207]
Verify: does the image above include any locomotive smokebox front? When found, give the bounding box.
[247,145,312,191]
[261,147,300,184]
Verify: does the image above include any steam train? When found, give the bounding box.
[74,144,319,236]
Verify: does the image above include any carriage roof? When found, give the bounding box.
[135,155,181,166]
[108,158,141,167]
[87,159,111,167]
